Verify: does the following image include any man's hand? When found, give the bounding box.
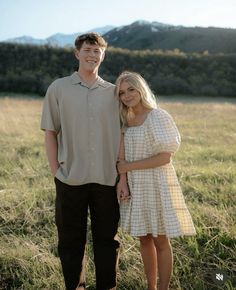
[116,178,130,202]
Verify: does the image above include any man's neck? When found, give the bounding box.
[77,69,98,87]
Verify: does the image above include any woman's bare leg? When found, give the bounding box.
[153,235,172,290]
[139,234,158,290]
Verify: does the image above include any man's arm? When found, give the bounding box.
[45,130,59,176]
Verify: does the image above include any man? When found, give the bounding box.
[41,33,125,290]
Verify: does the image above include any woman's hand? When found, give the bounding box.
[117,160,128,174]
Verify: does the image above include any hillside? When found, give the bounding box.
[104,20,236,53]
[0,43,236,97]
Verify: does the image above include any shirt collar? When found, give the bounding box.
[70,72,108,88]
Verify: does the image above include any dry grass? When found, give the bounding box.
[0,96,235,289]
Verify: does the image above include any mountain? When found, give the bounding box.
[3,20,236,53]
[46,33,80,47]
[3,25,115,47]
[5,35,47,46]
[103,20,236,53]
[87,25,115,35]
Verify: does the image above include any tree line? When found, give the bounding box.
[0,43,236,97]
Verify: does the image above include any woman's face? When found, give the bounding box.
[118,80,141,108]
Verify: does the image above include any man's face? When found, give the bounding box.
[75,42,105,72]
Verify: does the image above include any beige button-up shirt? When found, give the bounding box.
[41,72,121,186]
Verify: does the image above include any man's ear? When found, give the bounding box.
[74,49,80,61]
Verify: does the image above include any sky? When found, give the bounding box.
[1,0,236,41]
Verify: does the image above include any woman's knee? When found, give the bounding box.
[153,235,170,251]
[139,234,154,246]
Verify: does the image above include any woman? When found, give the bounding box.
[116,71,196,290]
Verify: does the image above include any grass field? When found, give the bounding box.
[0,95,235,290]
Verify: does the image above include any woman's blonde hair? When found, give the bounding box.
[115,71,157,125]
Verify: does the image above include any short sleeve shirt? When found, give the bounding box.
[41,72,121,186]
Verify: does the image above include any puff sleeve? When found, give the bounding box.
[150,108,181,154]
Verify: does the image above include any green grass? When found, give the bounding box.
[0,96,235,289]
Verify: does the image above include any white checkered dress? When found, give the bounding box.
[120,108,196,238]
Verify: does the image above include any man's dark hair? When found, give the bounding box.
[75,32,107,50]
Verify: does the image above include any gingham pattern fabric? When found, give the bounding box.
[120,108,196,238]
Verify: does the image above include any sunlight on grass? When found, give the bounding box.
[0,96,235,289]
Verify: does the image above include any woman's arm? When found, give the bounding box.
[117,152,171,174]
[45,130,60,176]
